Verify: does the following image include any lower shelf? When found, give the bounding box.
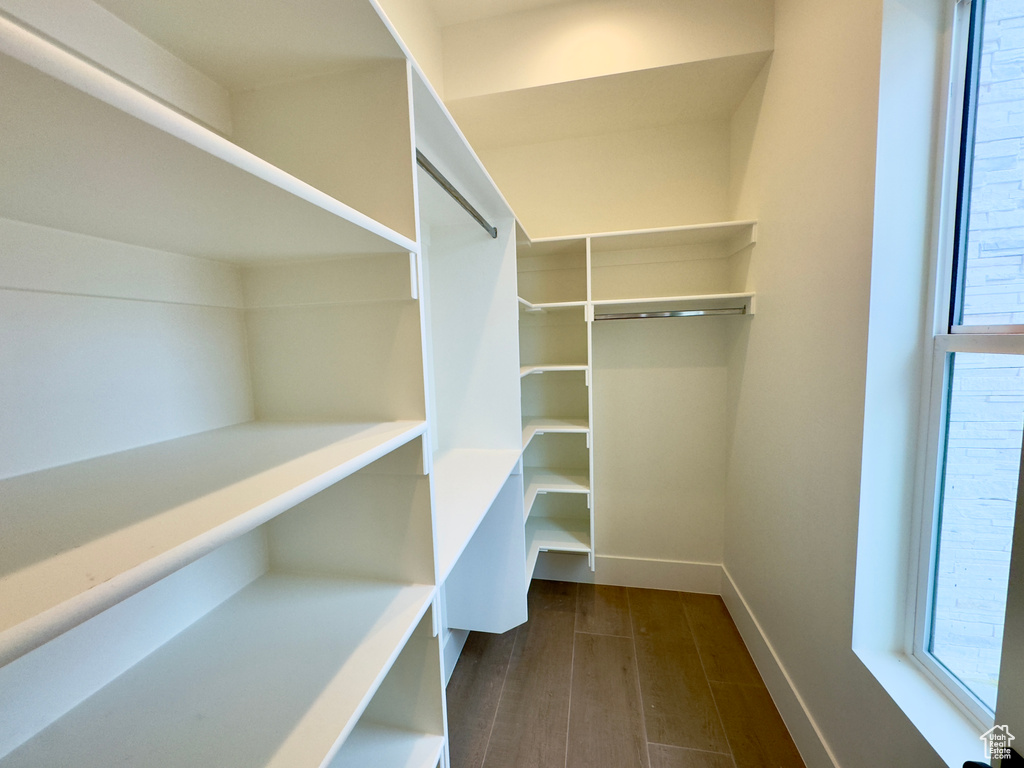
[0,419,427,667]
[0,576,434,768]
[526,517,591,580]
[523,467,590,518]
[330,725,444,768]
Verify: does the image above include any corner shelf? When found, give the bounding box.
[0,420,427,667]
[588,220,757,256]
[524,467,591,519]
[525,517,591,580]
[520,364,589,378]
[522,418,590,450]
[0,576,434,768]
[518,297,588,312]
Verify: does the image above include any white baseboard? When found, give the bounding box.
[533,552,724,593]
[721,567,839,768]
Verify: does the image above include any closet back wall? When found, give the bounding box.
[591,318,735,567]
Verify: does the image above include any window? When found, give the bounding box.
[915,0,1024,725]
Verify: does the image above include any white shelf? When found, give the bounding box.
[525,517,591,580]
[0,420,427,666]
[591,292,756,318]
[588,220,757,255]
[0,576,435,768]
[518,297,588,312]
[524,467,590,518]
[0,24,415,261]
[431,448,524,581]
[329,724,444,768]
[522,418,590,449]
[520,364,589,378]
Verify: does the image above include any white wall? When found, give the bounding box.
[441,0,773,100]
[724,0,953,765]
[374,0,447,97]
[480,120,730,237]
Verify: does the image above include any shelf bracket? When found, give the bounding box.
[416,149,497,239]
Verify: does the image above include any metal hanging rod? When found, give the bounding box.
[593,306,747,321]
[416,149,497,239]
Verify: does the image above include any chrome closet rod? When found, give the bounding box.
[416,149,498,238]
[593,307,747,321]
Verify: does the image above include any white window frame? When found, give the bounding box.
[910,0,1024,729]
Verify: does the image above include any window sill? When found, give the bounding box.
[855,647,986,766]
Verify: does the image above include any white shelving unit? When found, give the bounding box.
[0,0,524,764]
[517,236,595,576]
[0,420,426,666]
[516,222,758,581]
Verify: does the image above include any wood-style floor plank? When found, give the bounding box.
[446,628,518,768]
[710,682,806,768]
[628,588,730,754]
[567,633,647,768]
[576,583,633,637]
[681,594,763,686]
[648,744,736,768]
[482,580,577,768]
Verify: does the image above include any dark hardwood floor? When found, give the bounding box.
[446,580,806,768]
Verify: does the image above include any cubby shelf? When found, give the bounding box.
[431,449,524,582]
[0,576,435,768]
[520,364,589,378]
[330,725,445,768]
[518,297,588,312]
[588,220,757,255]
[0,21,415,261]
[525,517,591,580]
[522,418,590,450]
[524,467,590,519]
[0,420,427,666]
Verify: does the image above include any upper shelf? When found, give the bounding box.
[589,221,757,257]
[0,575,434,768]
[520,364,589,378]
[0,20,416,261]
[592,292,756,319]
[518,297,587,313]
[0,419,427,667]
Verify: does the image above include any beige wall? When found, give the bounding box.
[441,0,773,99]
[724,0,949,765]
[480,120,731,238]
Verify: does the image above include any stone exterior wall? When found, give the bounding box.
[932,0,1024,711]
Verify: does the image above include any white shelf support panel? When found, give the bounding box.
[0,420,427,667]
[430,449,524,582]
[591,292,756,320]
